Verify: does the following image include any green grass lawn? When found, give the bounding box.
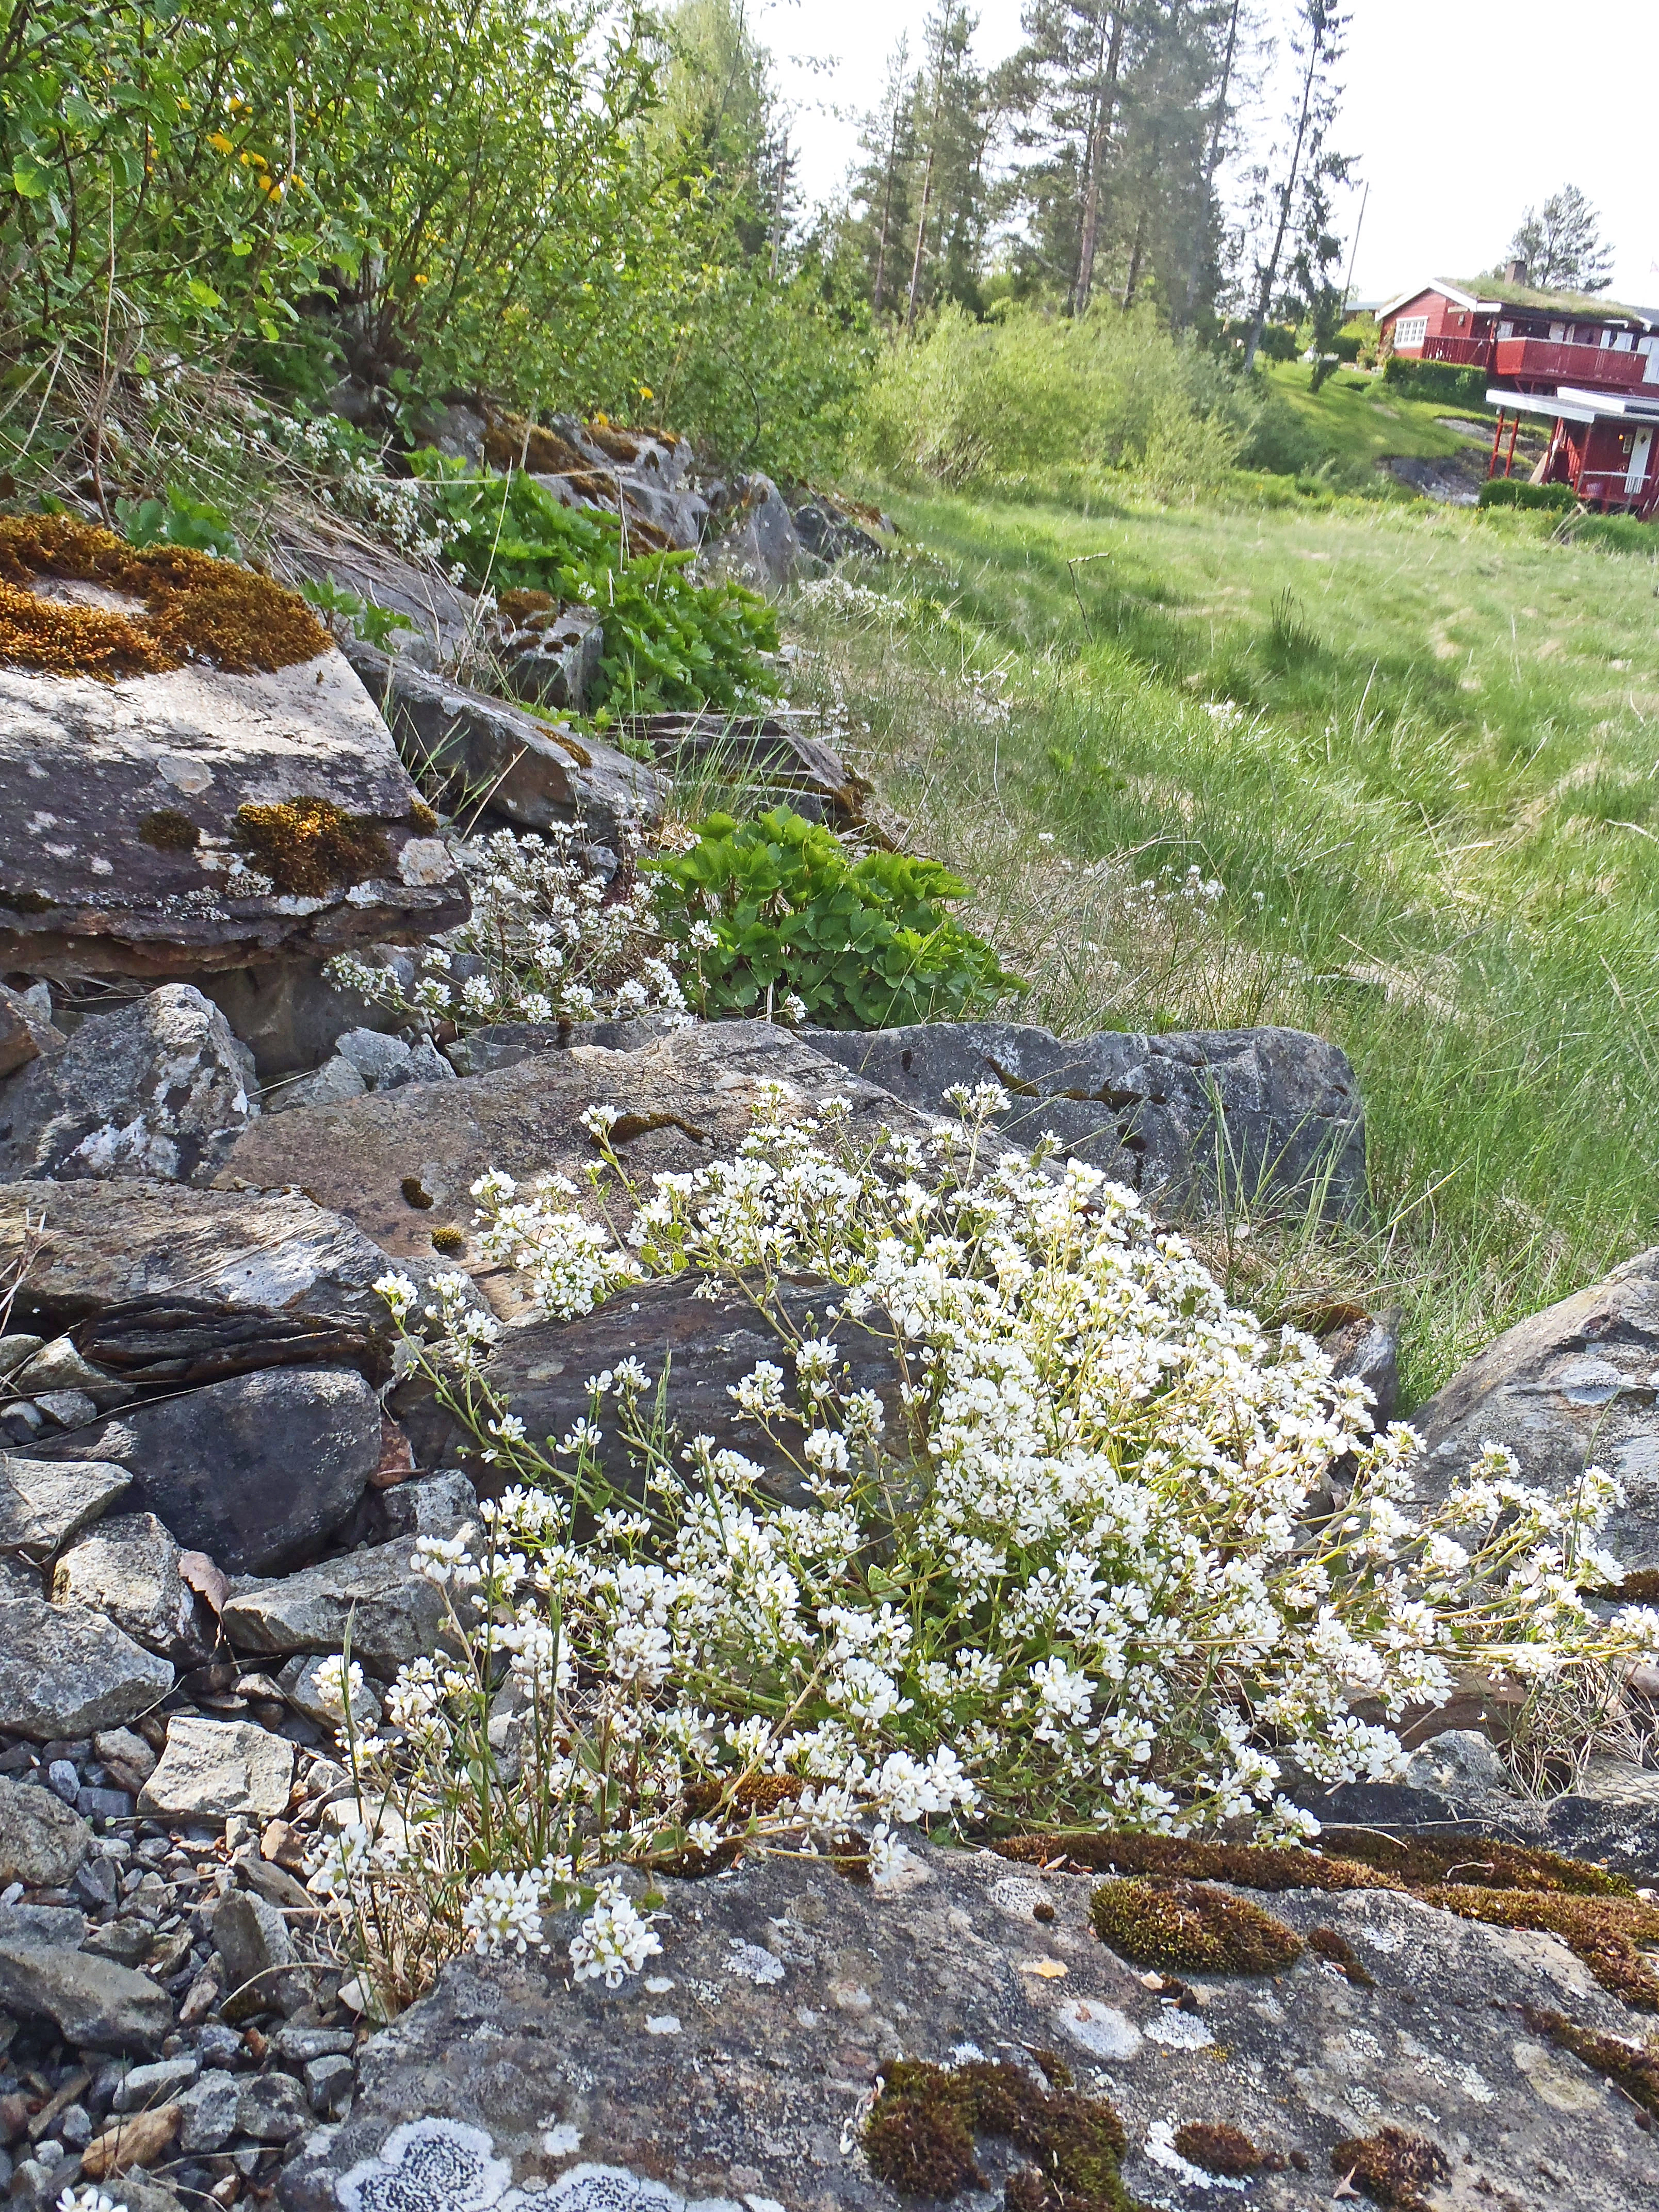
[789,485,1659,1403]
[1261,360,1492,473]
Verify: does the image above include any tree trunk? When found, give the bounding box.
[1179,0,1241,328]
[872,61,908,315]
[1075,6,1126,316]
[1242,4,1326,374]
[906,5,957,330]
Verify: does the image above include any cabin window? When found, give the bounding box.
[1614,331,1634,351]
[1550,322,1567,341]
[1640,337,1656,355]
[1497,320,1514,338]
[1393,315,1428,349]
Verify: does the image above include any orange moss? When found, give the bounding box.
[0,514,329,680]
[1320,1827,1631,1898]
[1331,2126,1449,2212]
[234,796,390,897]
[430,1226,466,1256]
[1422,1886,1659,2008]
[997,1833,1385,1895]
[1089,1877,1303,1975]
[409,800,440,834]
[1523,2004,1659,2118]
[1172,2122,1265,2178]
[1308,1926,1374,1988]
[864,2059,1130,2212]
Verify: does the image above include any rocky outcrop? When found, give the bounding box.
[1409,1246,1659,1567]
[0,1559,174,1738]
[342,639,659,843]
[280,1840,1650,2212]
[803,1019,1368,1218]
[0,981,64,1078]
[0,984,256,1183]
[704,474,802,592]
[0,645,467,979]
[495,603,604,714]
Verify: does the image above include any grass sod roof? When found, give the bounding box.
[1446,275,1659,325]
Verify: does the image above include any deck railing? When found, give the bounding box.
[1494,336,1656,392]
[1421,334,1492,367]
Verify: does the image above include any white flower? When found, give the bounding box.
[462,1869,547,1956]
[311,1655,364,1719]
[568,1879,662,1988]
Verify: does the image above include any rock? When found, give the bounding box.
[212,1889,305,2020]
[440,1012,684,1078]
[13,1335,119,1397]
[221,1540,453,1677]
[49,1367,382,1575]
[52,1513,205,1661]
[498,606,604,715]
[0,1559,173,1738]
[305,2052,354,2118]
[409,402,487,471]
[704,473,801,592]
[0,637,468,980]
[279,1842,1650,2212]
[113,2056,201,2113]
[0,1774,89,1886]
[0,1454,131,1560]
[176,2070,241,2153]
[802,1018,1368,1219]
[272,1052,368,1112]
[276,1652,382,1734]
[342,640,659,845]
[0,986,256,1184]
[234,2069,310,2140]
[0,1179,443,1388]
[138,1716,294,1820]
[360,1469,477,1544]
[0,981,64,1079]
[92,1727,157,1792]
[79,2100,183,2177]
[0,1331,44,1378]
[35,1386,97,1427]
[608,711,876,834]
[0,1921,171,2053]
[1410,1246,1659,1565]
[791,497,884,563]
[194,956,407,1080]
[1321,1308,1401,1432]
[219,1020,938,1318]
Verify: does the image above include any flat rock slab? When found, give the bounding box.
[0,648,467,978]
[0,1918,172,2054]
[281,1844,1652,2212]
[1410,1245,1659,1566]
[220,1023,938,1320]
[0,1773,90,1886]
[0,1557,173,1738]
[220,1538,448,1677]
[0,1452,131,1559]
[804,1020,1367,1218]
[47,1364,383,1575]
[0,1180,445,1385]
[53,1510,205,1661]
[138,1714,293,1820]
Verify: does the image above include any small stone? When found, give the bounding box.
[34,1387,97,1426]
[10,2156,52,2198]
[114,2056,201,2112]
[178,1967,222,2026]
[176,2070,239,2154]
[0,1336,45,1381]
[272,2026,353,2064]
[0,1454,131,1560]
[0,1559,173,1739]
[137,1717,294,1821]
[0,984,61,1081]
[234,2070,308,2142]
[56,2104,91,2151]
[54,1514,204,1663]
[333,1028,414,1091]
[46,1759,78,1806]
[0,1774,90,1886]
[70,1854,120,1910]
[303,2053,353,2118]
[213,1890,304,2019]
[83,1918,154,1968]
[275,1653,381,1733]
[76,1785,137,1823]
[93,1729,157,1793]
[0,1927,171,2052]
[12,1338,109,1397]
[79,2099,183,2178]
[194,2025,242,2070]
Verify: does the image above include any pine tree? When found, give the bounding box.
[1240,0,1351,372]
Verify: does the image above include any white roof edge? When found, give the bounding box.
[1379,278,1482,320]
[1487,385,1659,423]
[1487,387,1594,422]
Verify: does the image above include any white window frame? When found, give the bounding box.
[1392,315,1428,350]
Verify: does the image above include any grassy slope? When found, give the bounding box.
[1261,360,1489,471]
[792,486,1659,1403]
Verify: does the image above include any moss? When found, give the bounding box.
[401,1176,435,1210]
[1320,1827,1632,1898]
[430,1226,466,1256]
[0,888,57,912]
[234,796,390,897]
[1171,2122,1264,2178]
[1089,1878,1303,1975]
[864,2059,1131,2212]
[0,514,329,680]
[1309,1926,1374,1988]
[997,1833,1386,1894]
[1523,2004,1659,2118]
[1609,1567,1659,1602]
[408,800,440,834]
[497,588,557,626]
[1423,1886,1659,2009]
[138,809,200,851]
[1330,2126,1450,2212]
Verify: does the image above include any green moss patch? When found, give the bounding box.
[1331,2125,1449,2212]
[0,514,329,681]
[864,2058,1131,2211]
[1090,1877,1303,1975]
[234,796,391,898]
[1319,1827,1632,1898]
[138,808,201,851]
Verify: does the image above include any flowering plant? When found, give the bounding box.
[307,1083,1659,2013]
[329,824,689,1034]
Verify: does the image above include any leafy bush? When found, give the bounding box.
[645,805,1025,1027]
[301,1088,1659,2012]
[112,487,241,560]
[1568,513,1659,556]
[297,575,414,650]
[418,464,777,714]
[1477,479,1578,513]
[1380,357,1490,408]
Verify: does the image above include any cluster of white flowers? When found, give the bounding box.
[330,825,689,1036]
[568,1879,663,1987]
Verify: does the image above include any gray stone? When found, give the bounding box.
[220,1020,938,1319]
[361,1469,477,1544]
[273,2026,355,2063]
[176,2069,240,2154]
[802,1018,1368,1219]
[221,1541,450,1677]
[334,1029,415,1090]
[0,981,64,1080]
[0,1559,173,1739]
[0,1923,170,2053]
[275,1653,382,1734]
[269,1051,368,1112]
[212,1889,306,2020]
[53,1512,203,1662]
[305,2051,354,2117]
[196,955,407,1082]
[55,1367,382,1576]
[12,1337,115,1397]
[75,1784,134,1823]
[0,1332,44,1378]
[234,2070,310,2141]
[138,1716,293,1821]
[0,1179,432,1390]
[499,607,604,715]
[274,514,478,666]
[114,2056,201,2113]
[0,1773,89,1886]
[91,1728,157,1792]
[0,635,468,980]
[35,1387,97,1427]
[1410,1245,1659,1566]
[0,1454,131,1560]
[792,498,884,563]
[1322,1307,1401,1432]
[278,1842,1653,2212]
[705,473,801,592]
[0,986,257,1185]
[46,1757,77,1803]
[342,639,660,845]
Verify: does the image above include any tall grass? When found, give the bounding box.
[788,494,1659,1404]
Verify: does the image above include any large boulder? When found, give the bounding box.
[0,1179,459,1387]
[52,1511,208,1660]
[1409,1246,1659,1567]
[0,1558,173,1738]
[0,983,256,1183]
[280,1841,1648,2212]
[343,640,659,844]
[44,1365,383,1575]
[704,473,801,592]
[222,1536,454,1676]
[803,1019,1368,1218]
[219,1021,939,1318]
[0,632,467,979]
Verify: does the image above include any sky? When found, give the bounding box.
[765,0,1659,311]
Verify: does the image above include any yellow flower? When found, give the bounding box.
[208,131,234,155]
[639,385,654,401]
[414,273,429,286]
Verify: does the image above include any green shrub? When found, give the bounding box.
[1477,478,1578,513]
[112,486,241,559]
[418,463,777,714]
[1380,357,1490,408]
[1569,513,1659,556]
[645,804,1025,1027]
[1253,324,1302,364]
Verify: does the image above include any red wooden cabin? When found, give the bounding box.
[1377,272,1659,517]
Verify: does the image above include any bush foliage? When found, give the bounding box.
[1477,478,1578,513]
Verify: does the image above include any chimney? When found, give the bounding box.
[1504,257,1528,286]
